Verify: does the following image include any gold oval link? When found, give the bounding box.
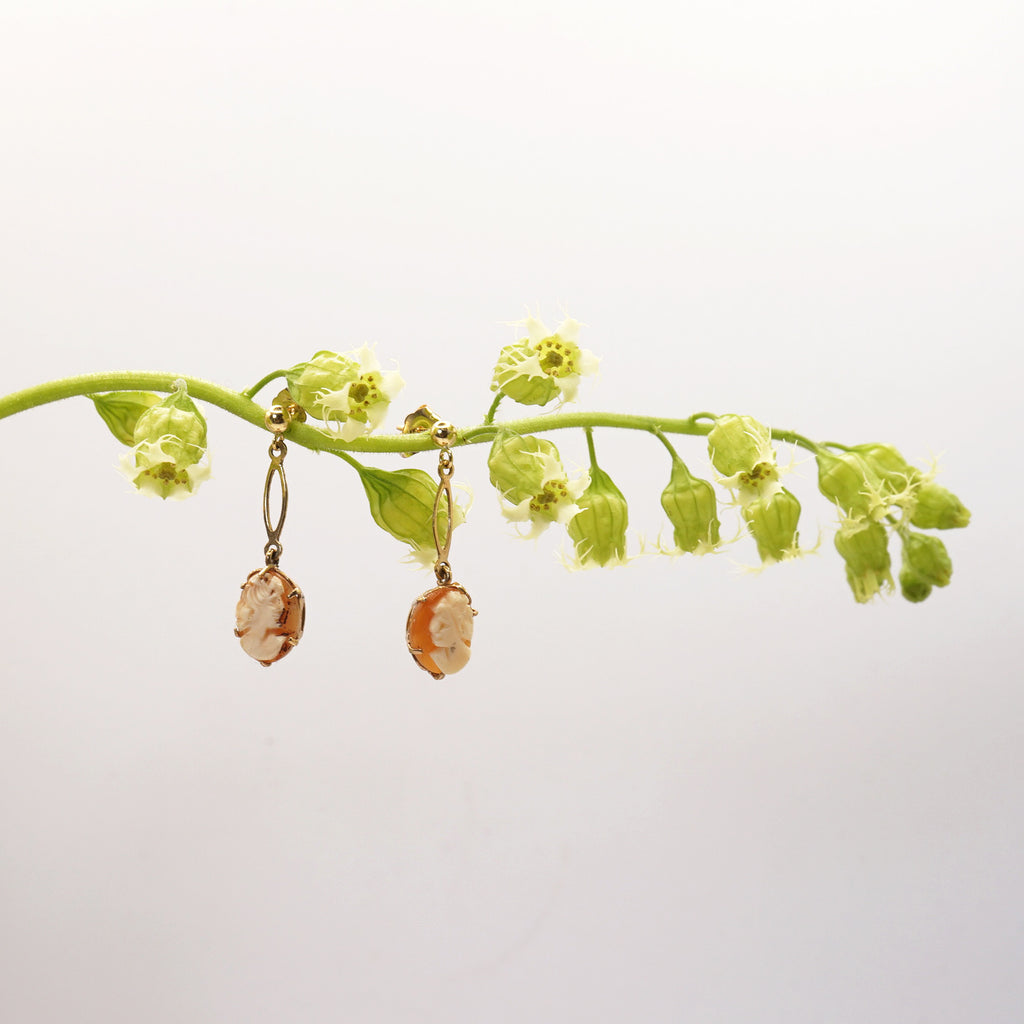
[432,476,454,567]
[263,439,289,564]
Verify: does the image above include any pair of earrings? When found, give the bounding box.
[233,399,477,677]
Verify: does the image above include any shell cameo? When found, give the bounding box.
[235,567,305,666]
[406,584,476,679]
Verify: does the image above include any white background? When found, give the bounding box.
[1,2,1021,1021]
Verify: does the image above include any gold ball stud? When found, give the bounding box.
[430,421,455,447]
[265,405,290,433]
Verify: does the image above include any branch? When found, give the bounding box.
[0,350,971,612]
[0,371,823,457]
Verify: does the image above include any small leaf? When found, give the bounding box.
[358,466,463,556]
[89,391,162,446]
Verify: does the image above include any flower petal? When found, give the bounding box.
[521,315,548,346]
[354,344,382,374]
[555,317,582,343]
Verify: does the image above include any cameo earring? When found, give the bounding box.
[235,396,306,666]
[403,409,477,678]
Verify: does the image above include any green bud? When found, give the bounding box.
[660,459,720,553]
[491,341,560,406]
[487,432,560,505]
[834,521,893,603]
[852,443,917,487]
[707,414,774,477]
[742,488,801,562]
[816,449,878,517]
[901,531,952,587]
[910,481,971,530]
[899,567,933,603]
[90,391,162,446]
[567,466,629,566]
[285,350,360,421]
[133,384,208,463]
[358,466,463,558]
[121,381,210,499]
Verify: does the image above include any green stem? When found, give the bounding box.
[772,427,823,454]
[242,370,289,400]
[483,391,504,426]
[583,426,598,470]
[458,411,719,447]
[0,372,435,455]
[2,372,270,430]
[650,427,682,463]
[326,447,367,474]
[0,372,829,459]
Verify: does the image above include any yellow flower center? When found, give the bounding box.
[530,478,571,514]
[149,463,179,482]
[349,372,383,412]
[535,336,579,378]
[738,461,776,488]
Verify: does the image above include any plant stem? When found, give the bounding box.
[2,372,270,430]
[242,370,289,400]
[650,427,682,463]
[773,427,823,454]
[483,391,504,426]
[583,426,598,470]
[458,411,719,447]
[326,447,367,474]
[0,371,829,460]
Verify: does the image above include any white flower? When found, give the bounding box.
[491,315,600,406]
[707,414,788,508]
[498,449,590,538]
[316,345,404,441]
[119,437,212,500]
[717,460,783,508]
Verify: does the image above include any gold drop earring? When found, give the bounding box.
[235,395,306,666]
[403,410,477,678]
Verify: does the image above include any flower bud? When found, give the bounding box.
[660,459,720,553]
[834,520,893,603]
[741,488,801,562]
[910,481,971,530]
[133,383,207,462]
[285,350,359,420]
[900,531,952,587]
[487,433,560,505]
[707,414,774,477]
[852,443,916,487]
[90,391,162,446]
[357,466,464,562]
[899,568,933,603]
[567,466,629,567]
[816,449,877,517]
[120,381,210,499]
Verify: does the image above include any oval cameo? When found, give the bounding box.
[235,567,305,666]
[406,584,476,679]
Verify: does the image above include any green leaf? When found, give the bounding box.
[89,391,162,446]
